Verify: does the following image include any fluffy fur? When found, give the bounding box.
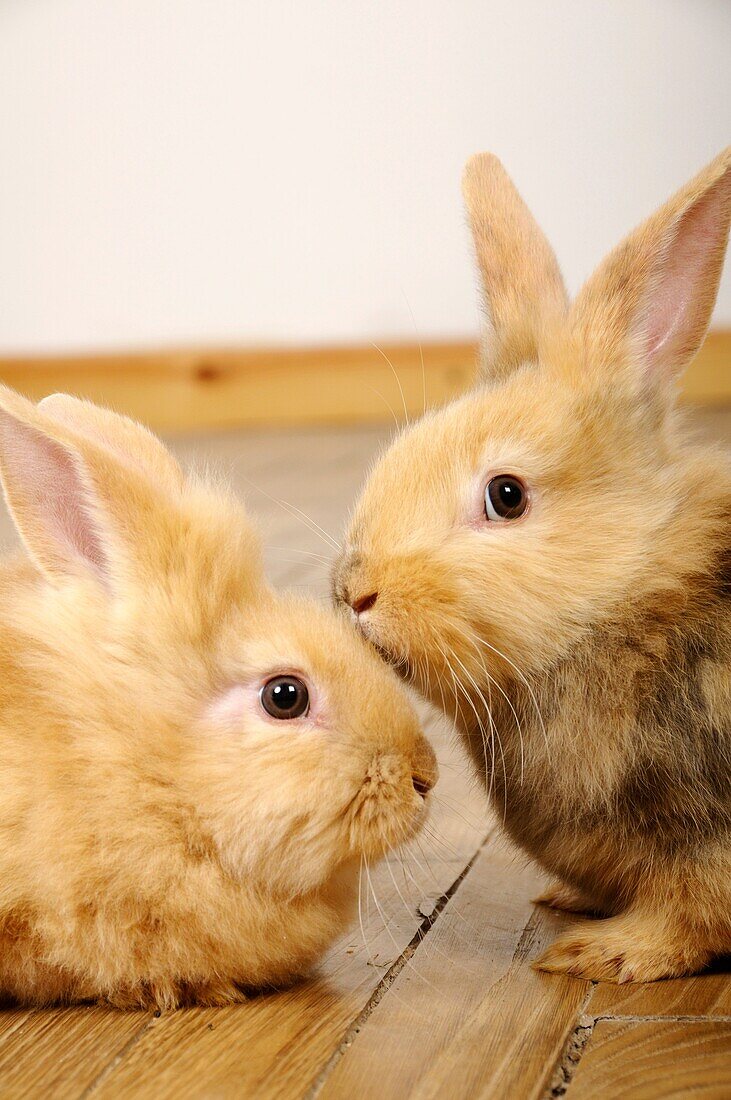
[0,390,436,1008]
[334,149,731,982]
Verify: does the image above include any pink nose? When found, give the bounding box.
[351,591,378,615]
[412,773,434,797]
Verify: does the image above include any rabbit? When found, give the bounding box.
[0,386,436,1009]
[333,148,731,983]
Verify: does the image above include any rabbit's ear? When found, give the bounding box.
[570,148,731,393]
[0,387,172,588]
[463,154,568,382]
[38,394,183,493]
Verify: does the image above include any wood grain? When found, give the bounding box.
[0,1008,149,1098]
[567,1020,731,1099]
[589,968,731,1020]
[317,839,590,1100]
[682,331,731,404]
[0,331,727,434]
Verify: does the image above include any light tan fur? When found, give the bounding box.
[334,149,731,983]
[0,390,436,1008]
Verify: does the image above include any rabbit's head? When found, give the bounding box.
[334,150,731,700]
[0,391,435,955]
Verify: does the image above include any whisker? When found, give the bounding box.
[240,474,341,552]
[364,858,437,992]
[358,854,376,967]
[266,546,333,565]
[384,841,425,926]
[439,642,503,811]
[472,631,551,761]
[363,383,401,432]
[405,835,500,953]
[455,638,524,788]
[430,793,488,835]
[372,343,409,426]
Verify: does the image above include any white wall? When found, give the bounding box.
[0,0,728,353]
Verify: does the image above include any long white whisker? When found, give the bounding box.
[364,382,401,432]
[275,498,341,552]
[364,859,437,992]
[240,475,341,552]
[448,640,500,803]
[431,793,487,835]
[372,343,409,426]
[266,546,332,565]
[472,631,550,760]
[438,642,502,810]
[456,637,525,787]
[358,855,376,966]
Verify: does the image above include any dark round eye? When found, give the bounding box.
[484,475,529,521]
[259,676,310,720]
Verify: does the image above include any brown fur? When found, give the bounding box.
[335,149,731,982]
[0,389,436,1008]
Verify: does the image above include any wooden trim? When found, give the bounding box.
[0,332,727,432]
[0,343,476,432]
[680,330,731,404]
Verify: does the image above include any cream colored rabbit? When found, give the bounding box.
[0,388,436,1008]
[334,149,731,983]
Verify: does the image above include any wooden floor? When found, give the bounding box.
[0,407,729,1099]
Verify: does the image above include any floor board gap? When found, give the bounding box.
[593,1012,731,1024]
[544,988,596,1098]
[80,1013,157,1098]
[305,830,494,1099]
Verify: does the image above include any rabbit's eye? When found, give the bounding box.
[260,675,310,720]
[484,475,529,521]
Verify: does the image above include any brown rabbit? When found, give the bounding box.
[333,149,731,982]
[0,388,436,1008]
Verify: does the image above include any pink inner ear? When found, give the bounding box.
[0,411,109,580]
[43,438,108,574]
[644,182,728,370]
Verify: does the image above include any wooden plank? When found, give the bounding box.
[317,840,590,1100]
[567,1020,731,1100]
[0,1007,150,1098]
[86,720,490,1098]
[589,970,731,1020]
[0,1008,34,1045]
[0,333,727,434]
[0,342,477,432]
[683,331,731,404]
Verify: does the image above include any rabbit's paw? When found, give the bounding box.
[532,881,596,914]
[534,915,707,984]
[185,977,249,1007]
[106,976,248,1010]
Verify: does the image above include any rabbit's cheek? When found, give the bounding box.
[361,573,461,672]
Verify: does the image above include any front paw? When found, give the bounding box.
[535,917,707,984]
[532,881,596,915]
[106,976,247,1010]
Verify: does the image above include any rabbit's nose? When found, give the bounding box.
[351,590,378,615]
[412,736,438,797]
[412,772,435,798]
[331,549,366,607]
